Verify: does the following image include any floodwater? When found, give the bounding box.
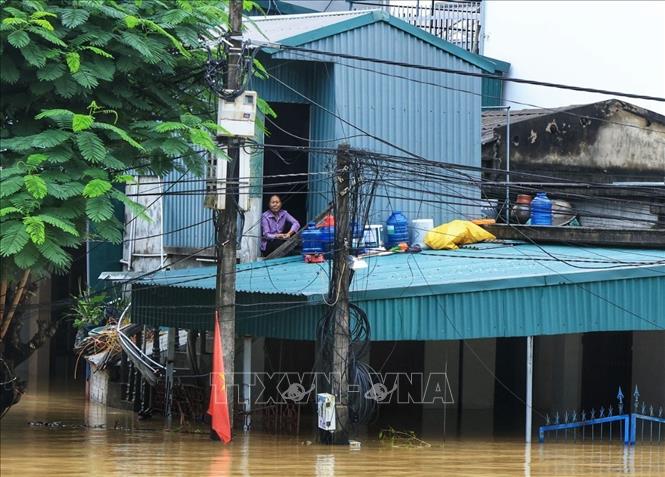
[1,389,664,476]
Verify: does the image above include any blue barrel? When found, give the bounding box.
[301,222,323,254]
[385,211,409,248]
[320,225,335,253]
[530,192,553,225]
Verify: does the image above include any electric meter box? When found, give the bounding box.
[317,393,336,431]
[217,91,257,138]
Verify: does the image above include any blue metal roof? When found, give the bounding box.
[132,243,665,340]
[138,243,665,300]
[246,10,508,73]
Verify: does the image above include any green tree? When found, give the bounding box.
[0,0,247,394]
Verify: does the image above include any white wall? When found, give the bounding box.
[483,1,665,115]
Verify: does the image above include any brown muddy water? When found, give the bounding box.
[1,389,664,476]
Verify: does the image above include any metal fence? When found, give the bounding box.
[388,1,482,53]
[539,386,665,445]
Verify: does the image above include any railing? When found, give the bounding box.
[539,386,665,445]
[388,1,482,53]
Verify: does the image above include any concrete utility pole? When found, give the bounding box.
[214,0,243,434]
[330,144,352,444]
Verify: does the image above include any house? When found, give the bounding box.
[131,243,665,437]
[481,99,665,229]
[155,9,510,267]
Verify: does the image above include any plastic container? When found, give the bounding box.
[301,222,323,255]
[317,215,335,254]
[385,211,409,248]
[410,218,434,249]
[530,192,553,225]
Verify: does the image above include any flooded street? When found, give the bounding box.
[1,388,664,476]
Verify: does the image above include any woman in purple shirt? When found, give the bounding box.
[261,195,300,257]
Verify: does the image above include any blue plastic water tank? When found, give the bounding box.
[301,222,323,254]
[530,192,553,225]
[385,211,409,247]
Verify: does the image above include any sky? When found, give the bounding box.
[482,1,665,115]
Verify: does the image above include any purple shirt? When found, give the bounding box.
[261,209,300,251]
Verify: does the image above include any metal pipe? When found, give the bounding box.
[526,335,534,443]
[506,107,511,225]
[243,336,252,431]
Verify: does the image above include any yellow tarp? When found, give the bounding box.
[424,220,496,250]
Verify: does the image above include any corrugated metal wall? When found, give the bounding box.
[165,21,486,248]
[133,276,665,341]
[275,21,483,224]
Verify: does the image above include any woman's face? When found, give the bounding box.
[269,196,282,213]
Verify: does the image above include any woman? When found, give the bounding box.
[261,195,300,257]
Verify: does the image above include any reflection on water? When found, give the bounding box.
[1,389,664,476]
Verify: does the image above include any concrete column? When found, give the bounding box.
[534,334,583,415]
[631,331,665,405]
[461,338,496,436]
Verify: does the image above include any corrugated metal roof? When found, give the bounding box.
[245,10,504,73]
[137,243,665,300]
[245,10,370,43]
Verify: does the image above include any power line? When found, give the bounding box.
[255,41,665,103]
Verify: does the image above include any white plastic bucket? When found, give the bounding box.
[410,218,434,249]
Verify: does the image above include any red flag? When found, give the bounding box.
[208,311,232,443]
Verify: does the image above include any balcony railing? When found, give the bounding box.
[388,1,482,53]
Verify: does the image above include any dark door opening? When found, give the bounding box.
[263,103,310,227]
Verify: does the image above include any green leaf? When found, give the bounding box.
[110,189,148,220]
[20,42,48,67]
[30,11,57,20]
[24,175,48,199]
[66,51,80,73]
[75,131,106,162]
[47,182,84,199]
[0,176,25,198]
[82,178,112,198]
[8,30,30,48]
[82,45,113,59]
[53,76,79,98]
[189,128,215,152]
[72,66,99,89]
[159,138,191,157]
[154,121,188,133]
[36,237,71,268]
[31,19,54,31]
[60,8,89,28]
[23,216,46,245]
[92,122,144,150]
[91,218,122,244]
[124,15,140,28]
[0,222,29,256]
[112,174,135,184]
[37,214,79,236]
[0,206,22,217]
[36,61,66,81]
[26,153,48,167]
[72,114,94,132]
[85,196,114,222]
[26,25,66,47]
[33,129,71,148]
[13,242,40,269]
[35,108,74,120]
[180,113,202,127]
[0,55,20,83]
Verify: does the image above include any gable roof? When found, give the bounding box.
[245,10,507,73]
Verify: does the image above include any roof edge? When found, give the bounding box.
[271,10,508,72]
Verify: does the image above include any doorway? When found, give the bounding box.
[262,103,310,227]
